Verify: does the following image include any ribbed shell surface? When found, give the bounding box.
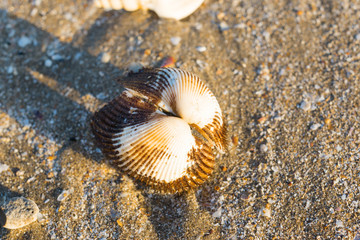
[91,68,227,193]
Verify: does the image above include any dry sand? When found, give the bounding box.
[0,0,359,239]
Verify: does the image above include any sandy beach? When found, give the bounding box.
[0,0,359,239]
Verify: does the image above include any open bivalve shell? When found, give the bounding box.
[91,68,227,193]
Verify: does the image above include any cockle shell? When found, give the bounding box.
[94,0,205,20]
[91,68,227,193]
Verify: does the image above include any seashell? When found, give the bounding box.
[94,0,205,20]
[91,68,227,193]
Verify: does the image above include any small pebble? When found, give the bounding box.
[240,192,250,201]
[335,145,342,152]
[16,170,25,176]
[259,204,271,218]
[170,37,181,46]
[279,67,286,76]
[336,220,344,228]
[196,46,207,52]
[51,54,64,61]
[30,8,38,16]
[299,100,311,111]
[128,62,143,73]
[57,189,70,202]
[219,21,230,31]
[36,212,45,222]
[45,59,52,67]
[33,0,42,6]
[355,33,360,41]
[96,92,107,100]
[260,144,268,153]
[0,163,9,173]
[101,52,111,63]
[310,123,322,131]
[257,116,268,124]
[18,36,32,47]
[7,65,14,74]
[1,197,39,229]
[212,207,222,218]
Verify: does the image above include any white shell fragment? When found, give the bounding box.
[91,68,227,193]
[94,0,205,20]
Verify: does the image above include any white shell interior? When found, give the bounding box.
[113,115,196,182]
[158,68,223,129]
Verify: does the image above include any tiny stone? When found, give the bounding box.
[96,92,107,100]
[45,59,52,67]
[33,0,42,6]
[7,65,13,74]
[336,220,344,228]
[51,54,64,61]
[36,212,45,222]
[355,33,360,41]
[259,204,271,218]
[74,52,82,60]
[240,192,250,200]
[18,36,32,47]
[128,62,143,73]
[16,170,25,176]
[310,123,322,131]
[260,144,268,153]
[30,8,38,16]
[0,163,9,173]
[212,207,222,218]
[101,52,111,63]
[194,22,202,30]
[219,21,230,31]
[57,190,70,201]
[170,36,181,46]
[299,100,311,111]
[1,197,39,229]
[279,67,286,76]
[26,176,36,183]
[64,12,72,20]
[196,46,206,52]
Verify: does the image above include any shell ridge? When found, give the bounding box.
[115,117,164,156]
[92,67,228,193]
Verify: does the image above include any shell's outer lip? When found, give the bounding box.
[91,68,227,193]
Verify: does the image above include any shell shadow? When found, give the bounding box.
[0,9,123,238]
[139,178,223,239]
[0,8,222,239]
[143,193,188,239]
[142,191,220,240]
[0,9,122,168]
